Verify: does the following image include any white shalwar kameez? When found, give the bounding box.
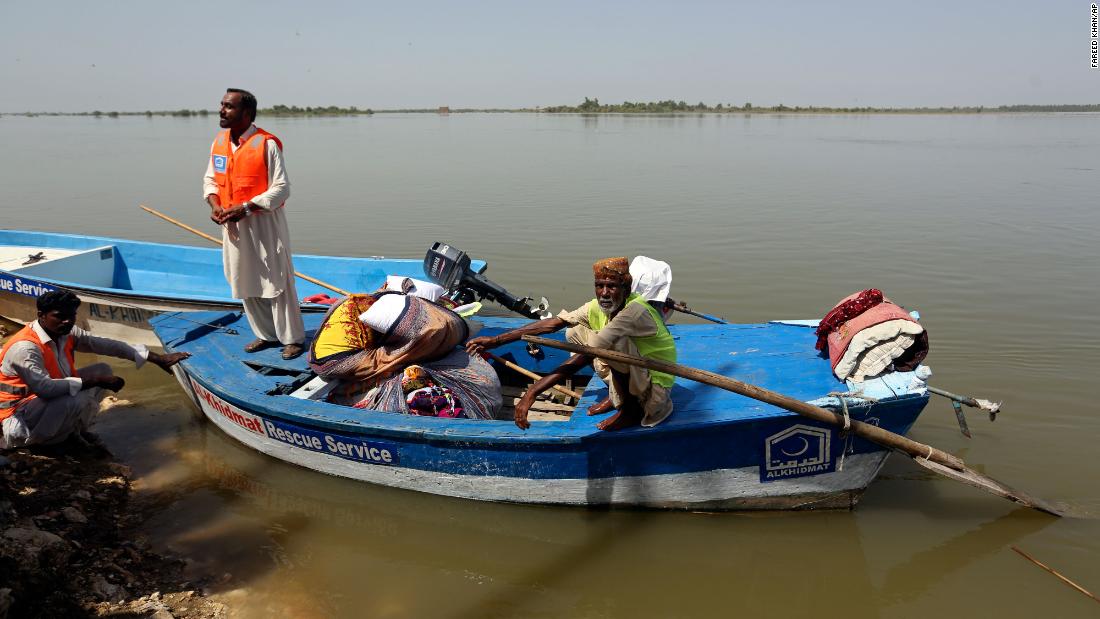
[203,124,305,345]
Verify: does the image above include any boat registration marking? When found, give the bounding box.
[87,303,155,324]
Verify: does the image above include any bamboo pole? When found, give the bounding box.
[1011,546,1100,604]
[522,334,1063,516]
[140,205,350,296]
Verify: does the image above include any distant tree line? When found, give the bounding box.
[8,109,214,118]
[266,105,373,116]
[538,98,1100,114]
[370,107,520,113]
[5,101,1099,117]
[5,106,374,118]
[8,107,515,117]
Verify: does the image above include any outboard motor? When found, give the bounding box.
[424,242,551,319]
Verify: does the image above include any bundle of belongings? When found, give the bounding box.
[307,277,502,419]
[401,365,464,418]
[815,288,929,382]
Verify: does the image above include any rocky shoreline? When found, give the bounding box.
[0,443,226,619]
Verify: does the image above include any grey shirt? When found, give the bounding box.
[1,321,147,399]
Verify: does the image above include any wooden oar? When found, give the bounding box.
[522,334,1063,516]
[140,204,350,296]
[482,351,583,400]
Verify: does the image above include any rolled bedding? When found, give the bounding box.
[820,289,929,382]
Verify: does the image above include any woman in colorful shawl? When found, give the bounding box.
[308,292,502,420]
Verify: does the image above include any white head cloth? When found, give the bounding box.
[629,256,672,303]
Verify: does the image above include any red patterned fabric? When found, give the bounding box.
[815,289,884,351]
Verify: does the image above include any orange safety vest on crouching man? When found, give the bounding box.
[209,127,284,208]
[0,324,77,420]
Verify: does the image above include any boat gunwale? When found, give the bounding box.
[0,267,341,311]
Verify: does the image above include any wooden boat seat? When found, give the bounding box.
[289,375,337,401]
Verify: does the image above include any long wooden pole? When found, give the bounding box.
[522,335,1063,516]
[140,205,350,296]
[1011,546,1100,604]
[483,351,583,400]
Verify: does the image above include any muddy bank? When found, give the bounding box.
[0,441,227,619]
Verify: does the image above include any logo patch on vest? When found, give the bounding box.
[212,154,227,173]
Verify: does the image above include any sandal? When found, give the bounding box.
[281,343,304,360]
[243,339,278,353]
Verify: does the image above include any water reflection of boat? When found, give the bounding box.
[148,423,1053,619]
[0,229,483,347]
[179,428,885,619]
[878,510,1054,600]
[153,308,930,511]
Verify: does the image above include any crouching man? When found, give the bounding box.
[466,257,676,431]
[0,290,190,449]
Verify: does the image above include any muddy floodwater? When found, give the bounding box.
[2,112,1099,617]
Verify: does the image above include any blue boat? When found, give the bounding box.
[0,229,485,347]
[150,309,931,510]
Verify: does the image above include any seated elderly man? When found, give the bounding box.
[1,290,189,450]
[466,257,676,431]
[308,290,502,420]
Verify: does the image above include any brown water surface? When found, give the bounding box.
[2,112,1098,617]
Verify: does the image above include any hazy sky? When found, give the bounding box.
[2,1,1096,112]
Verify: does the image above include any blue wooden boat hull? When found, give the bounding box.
[152,310,930,510]
[0,229,484,346]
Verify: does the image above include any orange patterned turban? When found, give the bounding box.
[593,257,632,284]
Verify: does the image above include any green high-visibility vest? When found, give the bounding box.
[586,293,676,388]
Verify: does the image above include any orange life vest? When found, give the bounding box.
[209,126,284,208]
[0,324,77,420]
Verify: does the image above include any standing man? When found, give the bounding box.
[466,257,677,431]
[203,88,305,359]
[1,290,189,449]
